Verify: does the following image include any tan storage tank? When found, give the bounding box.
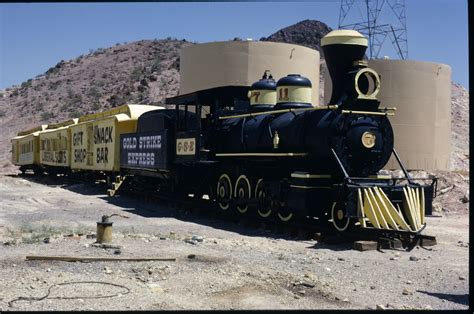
[323,60,452,171]
[179,41,320,105]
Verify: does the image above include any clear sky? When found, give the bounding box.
[0,1,469,89]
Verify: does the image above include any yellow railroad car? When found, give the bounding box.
[11,125,49,174]
[69,104,162,173]
[38,119,78,172]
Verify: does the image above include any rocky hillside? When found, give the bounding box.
[450,82,470,171]
[260,19,332,53]
[0,39,190,164]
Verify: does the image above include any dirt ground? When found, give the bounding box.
[0,173,469,311]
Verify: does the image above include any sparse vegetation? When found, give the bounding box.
[91,102,101,111]
[87,87,101,100]
[40,111,55,120]
[35,102,45,111]
[69,110,81,118]
[21,79,33,89]
[107,94,126,107]
[60,103,70,112]
[130,66,144,81]
[150,56,163,73]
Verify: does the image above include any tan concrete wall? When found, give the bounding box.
[179,41,320,105]
[323,60,452,171]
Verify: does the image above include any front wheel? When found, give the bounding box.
[330,202,352,232]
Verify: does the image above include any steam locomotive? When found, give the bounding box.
[118,30,435,234]
[12,30,436,236]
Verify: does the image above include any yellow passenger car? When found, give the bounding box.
[11,125,49,174]
[69,104,162,173]
[38,119,78,173]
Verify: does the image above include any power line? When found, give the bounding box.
[339,0,408,60]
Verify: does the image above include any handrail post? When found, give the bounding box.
[392,148,413,184]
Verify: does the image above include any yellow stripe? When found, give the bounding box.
[215,152,308,157]
[290,173,332,179]
[357,189,366,227]
[218,105,338,120]
[363,189,380,229]
[420,188,425,225]
[375,187,411,231]
[367,188,389,229]
[403,187,418,231]
[372,187,399,231]
[409,187,420,230]
[368,174,392,179]
[289,185,331,189]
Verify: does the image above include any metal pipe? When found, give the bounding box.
[331,148,350,182]
[392,148,413,184]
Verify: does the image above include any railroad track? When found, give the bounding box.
[18,173,435,251]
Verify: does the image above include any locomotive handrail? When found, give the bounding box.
[392,148,413,184]
[330,148,351,182]
[217,105,339,120]
[341,110,394,116]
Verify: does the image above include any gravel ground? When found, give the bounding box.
[0,174,469,311]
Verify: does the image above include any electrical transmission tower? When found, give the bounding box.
[339,0,408,60]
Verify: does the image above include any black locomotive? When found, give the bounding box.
[118,30,436,235]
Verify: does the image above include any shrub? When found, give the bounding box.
[59,103,69,111]
[68,110,80,118]
[150,57,163,73]
[35,102,45,111]
[130,66,143,81]
[40,111,55,120]
[107,95,125,107]
[87,87,101,100]
[21,79,33,89]
[91,102,101,111]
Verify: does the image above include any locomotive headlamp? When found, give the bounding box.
[354,68,381,100]
[361,131,376,148]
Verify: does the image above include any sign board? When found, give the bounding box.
[120,130,168,170]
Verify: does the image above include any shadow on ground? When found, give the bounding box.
[9,173,357,251]
[416,291,469,306]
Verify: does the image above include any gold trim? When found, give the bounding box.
[368,174,392,179]
[290,185,331,189]
[290,173,332,179]
[215,152,307,157]
[218,105,338,120]
[341,110,394,116]
[321,30,368,47]
[379,107,397,111]
[354,68,381,99]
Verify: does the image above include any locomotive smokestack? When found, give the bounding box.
[321,30,368,105]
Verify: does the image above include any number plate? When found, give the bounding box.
[176,138,196,155]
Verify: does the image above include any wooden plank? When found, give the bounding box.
[352,240,378,251]
[26,255,176,262]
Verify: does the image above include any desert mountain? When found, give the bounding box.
[260,19,332,53]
